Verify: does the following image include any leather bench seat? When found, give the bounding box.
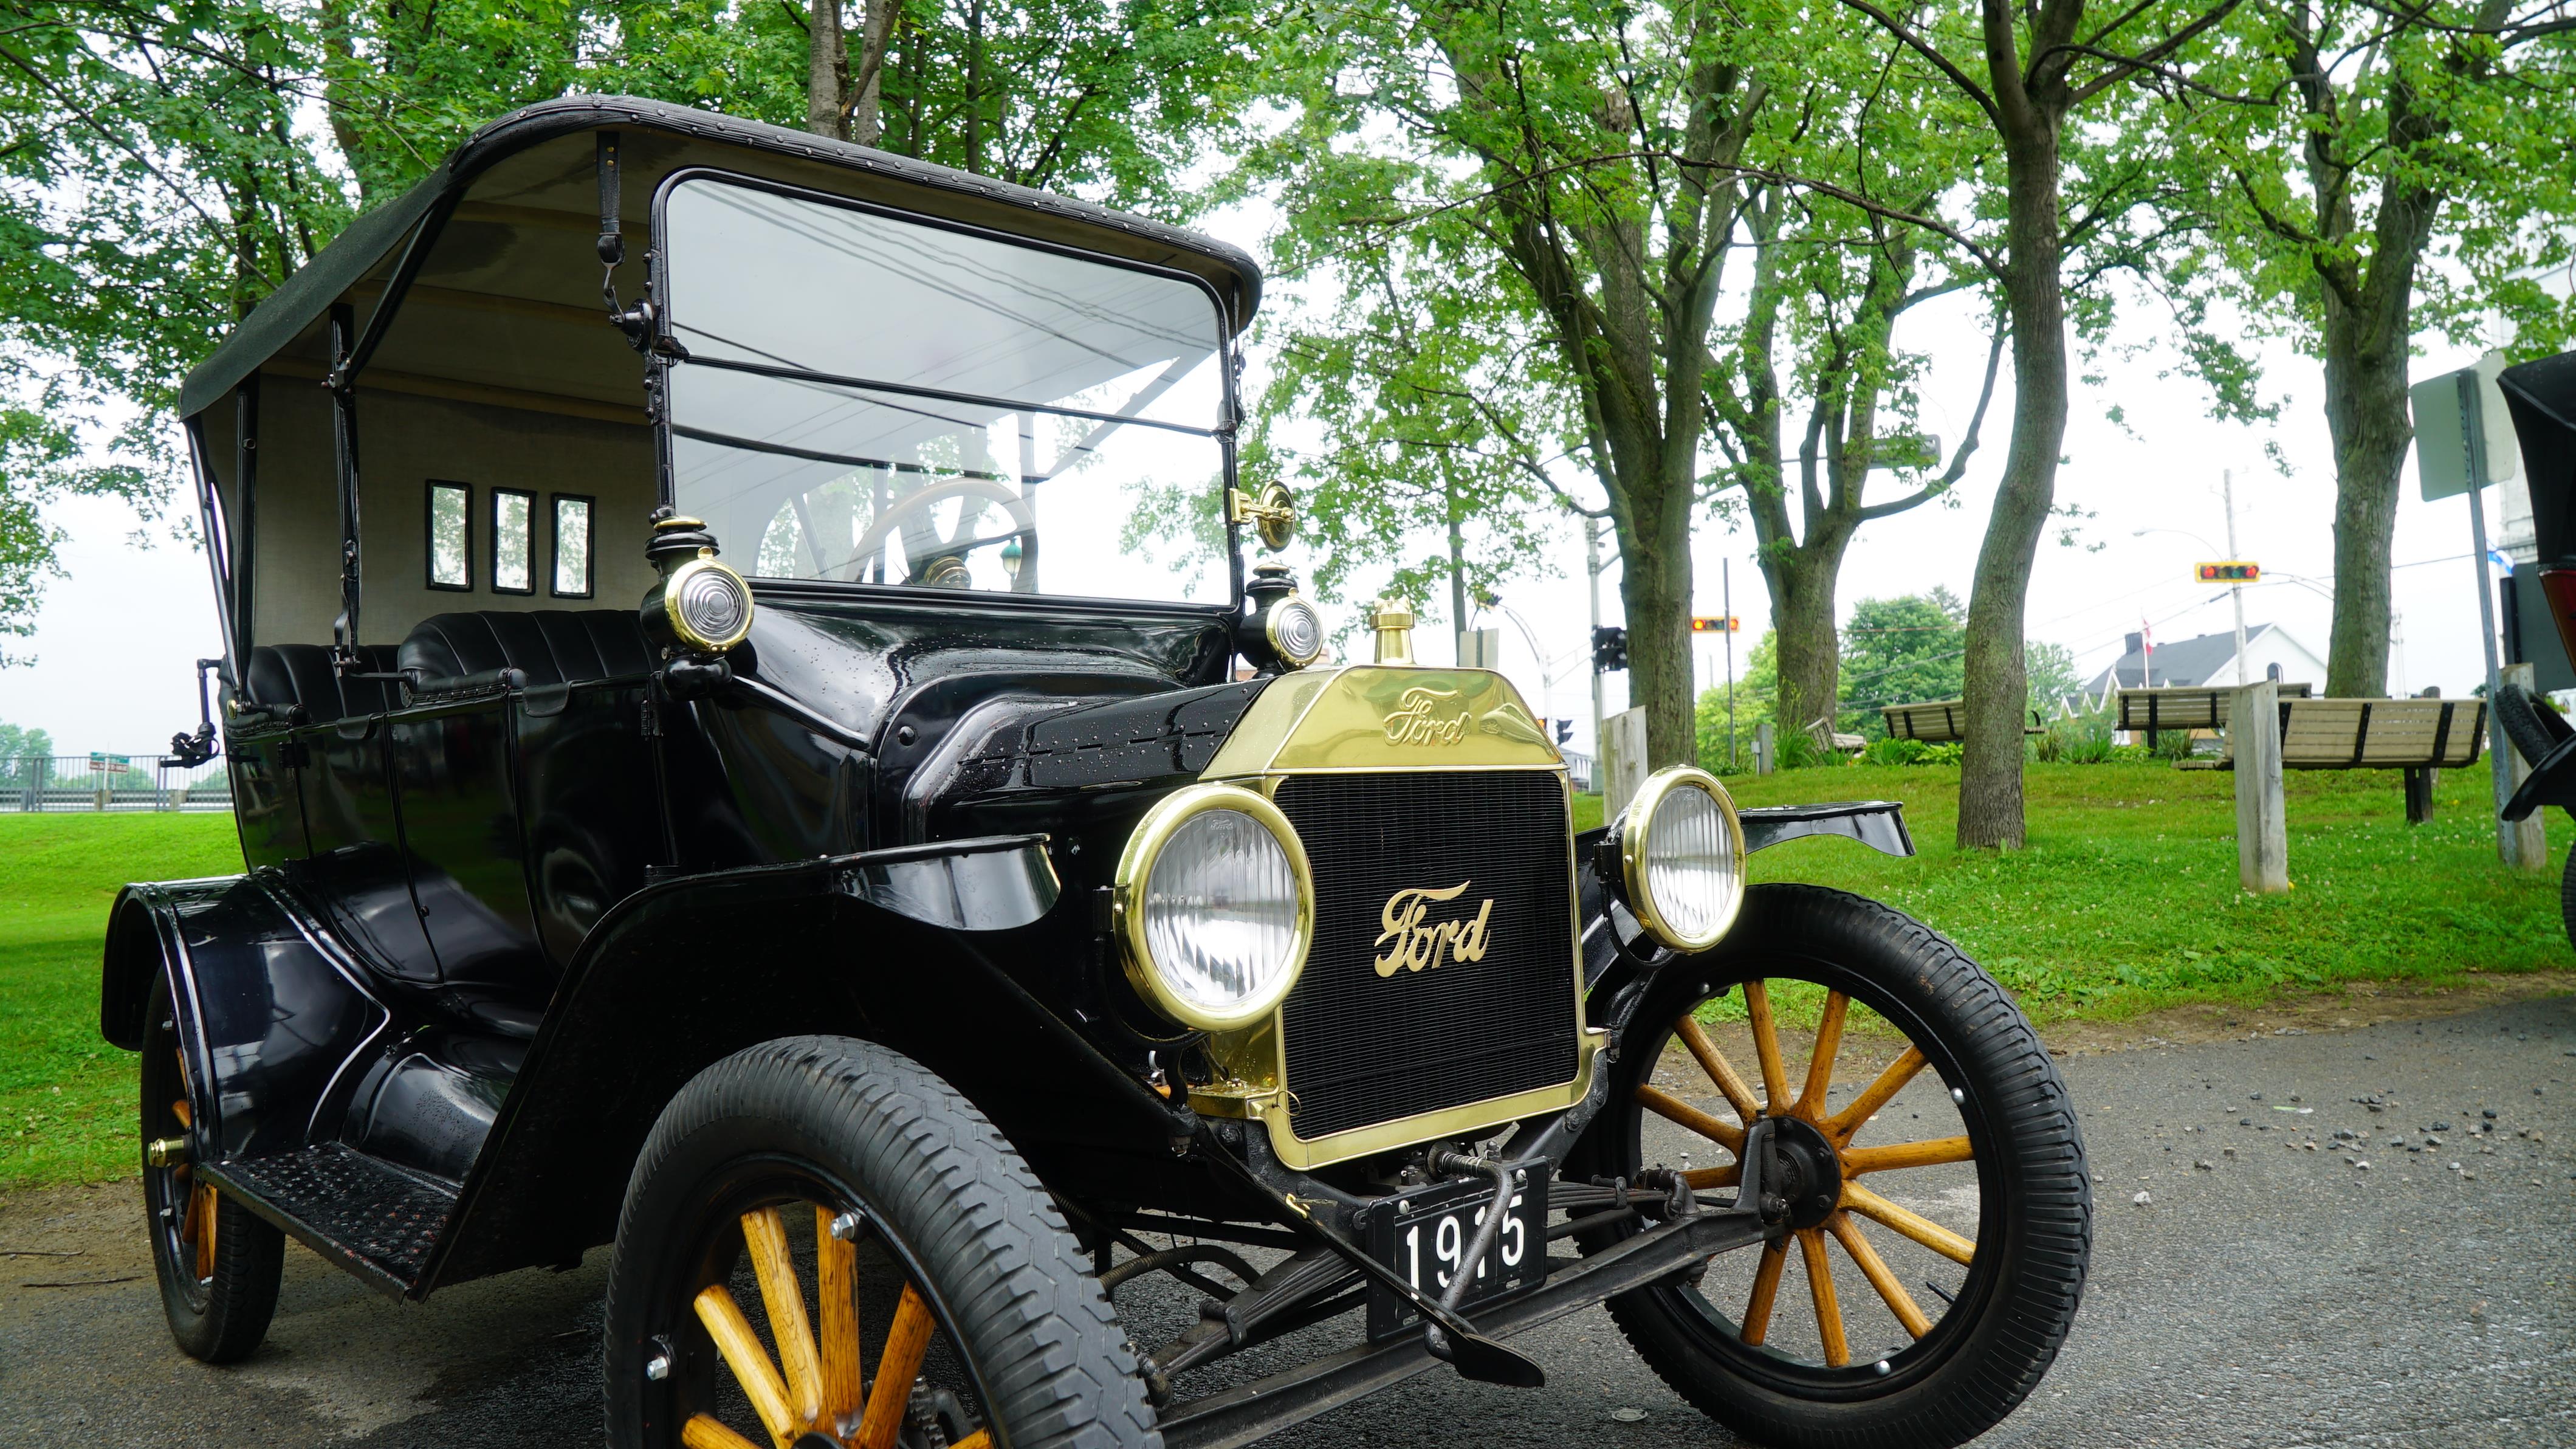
[397,611,653,689]
[244,643,404,722]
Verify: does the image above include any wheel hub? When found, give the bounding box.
[1763,1115,1843,1231]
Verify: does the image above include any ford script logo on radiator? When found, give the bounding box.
[1373,881,1496,977]
[1381,686,1472,745]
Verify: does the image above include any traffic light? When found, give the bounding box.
[1554,718,1575,746]
[1689,616,1741,633]
[2196,560,2260,583]
[1592,625,1628,673]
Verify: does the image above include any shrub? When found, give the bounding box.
[1862,736,1928,767]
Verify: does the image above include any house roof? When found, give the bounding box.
[2083,623,2286,694]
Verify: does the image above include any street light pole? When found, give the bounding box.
[1585,515,1607,782]
[2224,469,2248,686]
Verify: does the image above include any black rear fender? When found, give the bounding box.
[100,877,391,1160]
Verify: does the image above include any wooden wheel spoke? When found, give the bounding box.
[1681,1162,1741,1190]
[813,1207,864,1424]
[1822,1047,1927,1145]
[1841,1182,1974,1266]
[857,1282,935,1449]
[1827,1213,1932,1338]
[1841,1135,1974,1177]
[1742,981,1793,1113]
[1634,1082,1746,1153]
[1740,1239,1787,1346]
[1793,991,1847,1121]
[1797,1228,1848,1368]
[186,1180,217,1280]
[171,1098,190,1128]
[681,1414,765,1449]
[742,1208,823,1427]
[1675,1016,1762,1124]
[694,1284,799,1447]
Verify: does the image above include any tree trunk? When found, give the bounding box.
[850,0,898,146]
[1617,483,1698,769]
[1767,541,1848,743]
[1957,112,2069,850]
[806,0,848,141]
[2318,298,2412,697]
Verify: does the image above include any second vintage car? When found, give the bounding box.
[103,95,2091,1449]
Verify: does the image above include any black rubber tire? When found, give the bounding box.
[604,1034,1160,1449]
[2558,844,2576,956]
[2496,682,2571,766]
[1576,885,2090,1449]
[141,979,283,1363]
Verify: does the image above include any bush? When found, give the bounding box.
[1861,736,1928,767]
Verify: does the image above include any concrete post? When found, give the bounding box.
[2500,663,2549,871]
[1601,706,1649,821]
[1754,721,1774,776]
[2233,679,2288,893]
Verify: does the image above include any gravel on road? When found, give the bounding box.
[4,996,2570,1448]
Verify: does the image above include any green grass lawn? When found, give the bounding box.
[2,762,2564,1189]
[1,813,240,1189]
[1586,758,2567,1029]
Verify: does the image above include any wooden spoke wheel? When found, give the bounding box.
[665,1195,989,1449]
[1576,886,2090,1449]
[139,979,281,1363]
[608,1037,1159,1449]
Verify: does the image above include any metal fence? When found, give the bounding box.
[0,755,233,812]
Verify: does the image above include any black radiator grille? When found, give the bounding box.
[1273,771,1579,1143]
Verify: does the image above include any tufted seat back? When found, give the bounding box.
[243,643,405,722]
[396,611,653,689]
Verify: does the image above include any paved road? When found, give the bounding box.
[7,997,2572,1448]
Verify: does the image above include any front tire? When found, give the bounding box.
[605,1035,1159,1449]
[1576,885,2090,1449]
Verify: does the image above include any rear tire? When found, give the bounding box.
[1576,885,2089,1449]
[2558,844,2576,955]
[605,1034,1160,1449]
[142,980,283,1363]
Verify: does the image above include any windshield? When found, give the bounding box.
[658,176,1231,602]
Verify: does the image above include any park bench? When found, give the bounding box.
[2185,693,2486,823]
[2115,683,2315,749]
[1880,700,2044,742]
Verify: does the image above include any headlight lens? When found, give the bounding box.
[1614,766,1745,952]
[1266,596,1324,668]
[1117,785,1313,1030]
[667,558,754,652]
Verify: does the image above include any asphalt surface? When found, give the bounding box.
[5,994,2572,1448]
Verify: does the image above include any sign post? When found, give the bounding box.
[2409,355,2538,870]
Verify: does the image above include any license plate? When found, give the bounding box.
[1358,1168,1548,1340]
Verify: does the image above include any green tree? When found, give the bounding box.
[2162,0,2576,696]
[1821,0,2238,847]
[1836,588,1968,731]
[1697,627,1778,770]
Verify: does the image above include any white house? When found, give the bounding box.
[2081,622,2329,698]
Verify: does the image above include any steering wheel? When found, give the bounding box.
[845,477,1039,593]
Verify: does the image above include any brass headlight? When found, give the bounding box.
[1604,765,1747,952]
[1265,594,1325,669]
[662,557,755,653]
[1113,784,1314,1031]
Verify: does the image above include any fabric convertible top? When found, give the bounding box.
[176,95,1264,421]
[2502,351,2576,568]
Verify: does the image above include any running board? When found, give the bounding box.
[200,1143,458,1299]
[1156,1209,1773,1449]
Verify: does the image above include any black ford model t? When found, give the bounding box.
[101,97,2089,1449]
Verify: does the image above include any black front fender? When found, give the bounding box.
[422,835,1098,1290]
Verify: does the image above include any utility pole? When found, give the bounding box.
[2224,469,2249,686]
[1723,558,1737,767]
[2459,372,2527,868]
[1585,517,1607,770]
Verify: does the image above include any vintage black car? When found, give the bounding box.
[101,97,2090,1449]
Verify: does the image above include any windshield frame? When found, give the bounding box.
[647,166,1245,616]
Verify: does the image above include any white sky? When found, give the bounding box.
[0,202,2530,761]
